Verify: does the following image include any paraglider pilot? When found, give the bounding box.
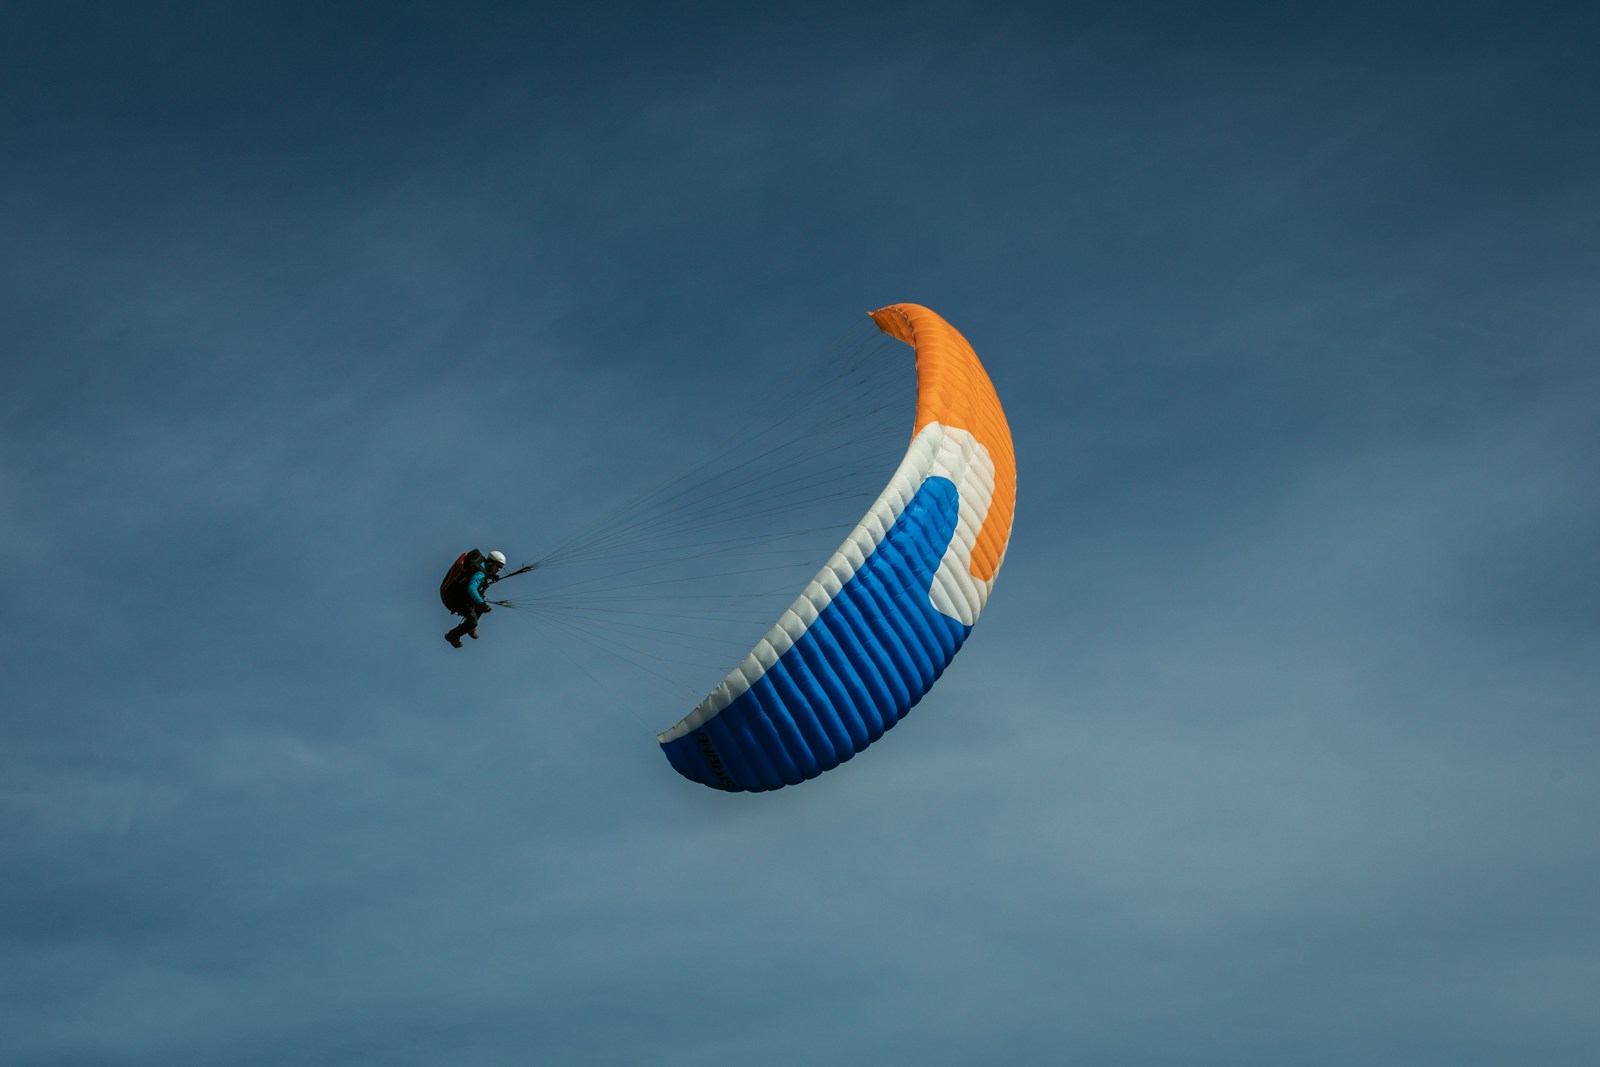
[444,549,505,647]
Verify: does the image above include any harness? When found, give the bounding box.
[439,549,486,613]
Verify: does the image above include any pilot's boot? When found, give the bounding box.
[445,622,471,648]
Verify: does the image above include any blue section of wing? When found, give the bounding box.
[660,476,972,792]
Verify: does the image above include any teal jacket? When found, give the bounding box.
[465,567,489,605]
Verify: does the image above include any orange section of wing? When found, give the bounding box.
[870,304,1016,584]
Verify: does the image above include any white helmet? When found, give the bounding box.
[487,550,507,566]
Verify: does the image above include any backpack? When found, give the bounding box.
[439,548,484,610]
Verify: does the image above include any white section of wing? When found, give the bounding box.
[656,422,1001,744]
[926,427,999,626]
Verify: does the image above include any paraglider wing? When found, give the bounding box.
[657,304,1016,791]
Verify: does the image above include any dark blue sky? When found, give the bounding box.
[4,3,1598,1064]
